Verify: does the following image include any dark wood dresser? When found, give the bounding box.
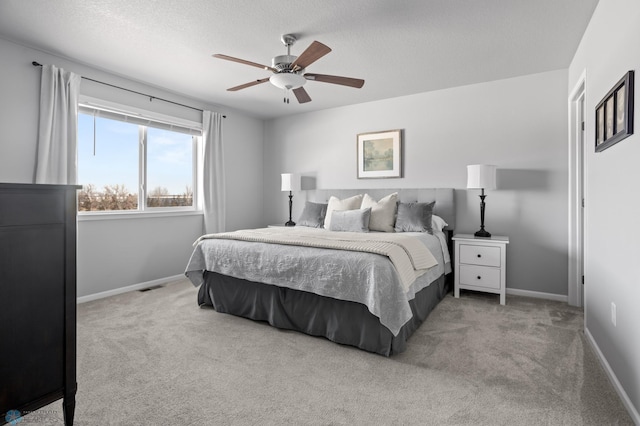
[0,183,81,426]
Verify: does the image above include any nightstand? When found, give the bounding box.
[267,224,293,228]
[452,234,509,305]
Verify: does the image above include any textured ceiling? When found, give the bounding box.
[0,0,599,119]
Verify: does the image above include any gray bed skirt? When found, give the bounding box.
[197,272,449,356]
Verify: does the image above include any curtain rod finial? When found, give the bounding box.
[32,61,42,67]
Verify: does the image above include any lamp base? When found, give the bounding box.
[284,221,296,227]
[474,229,492,238]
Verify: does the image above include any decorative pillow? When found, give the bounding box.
[324,194,364,229]
[329,208,371,233]
[297,201,328,228]
[431,215,449,232]
[394,201,435,233]
[360,192,398,232]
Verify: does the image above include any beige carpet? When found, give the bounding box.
[31,279,632,425]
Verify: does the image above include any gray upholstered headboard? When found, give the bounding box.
[304,188,456,231]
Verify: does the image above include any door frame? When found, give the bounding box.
[568,70,587,308]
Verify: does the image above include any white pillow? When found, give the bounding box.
[324,194,364,229]
[360,192,398,232]
[431,215,448,232]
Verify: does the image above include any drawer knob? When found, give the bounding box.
[477,254,482,258]
[477,276,481,280]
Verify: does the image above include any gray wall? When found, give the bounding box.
[264,69,569,298]
[569,0,640,419]
[0,36,264,298]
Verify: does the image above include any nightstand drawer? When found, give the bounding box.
[459,244,501,267]
[459,264,501,289]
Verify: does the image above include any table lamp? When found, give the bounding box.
[467,164,497,238]
[281,173,300,226]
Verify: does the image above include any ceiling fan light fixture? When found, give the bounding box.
[269,72,306,90]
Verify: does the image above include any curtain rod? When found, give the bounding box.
[32,61,226,118]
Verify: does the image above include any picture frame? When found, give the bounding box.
[595,70,634,152]
[357,129,402,179]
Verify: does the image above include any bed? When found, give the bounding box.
[185,188,455,356]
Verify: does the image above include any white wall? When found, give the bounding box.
[265,69,569,297]
[569,0,640,420]
[0,36,264,298]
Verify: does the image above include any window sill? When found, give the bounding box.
[78,209,203,222]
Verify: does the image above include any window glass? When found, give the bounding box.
[77,106,199,213]
[78,114,139,211]
[146,127,194,208]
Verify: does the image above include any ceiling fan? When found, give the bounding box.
[213,34,365,104]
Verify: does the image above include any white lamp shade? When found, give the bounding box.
[467,165,497,190]
[281,173,301,191]
[270,73,306,90]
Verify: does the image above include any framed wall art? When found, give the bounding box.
[356,129,402,179]
[595,70,634,152]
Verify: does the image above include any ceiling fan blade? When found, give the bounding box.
[293,87,312,104]
[304,73,365,88]
[213,54,276,72]
[291,41,331,70]
[227,78,270,92]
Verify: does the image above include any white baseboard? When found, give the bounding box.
[77,274,186,304]
[506,288,568,303]
[585,328,640,424]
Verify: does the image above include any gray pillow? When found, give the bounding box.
[394,201,435,233]
[329,208,371,232]
[298,201,328,228]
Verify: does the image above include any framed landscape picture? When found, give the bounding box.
[357,129,402,179]
[595,70,634,152]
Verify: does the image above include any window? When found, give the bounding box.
[77,103,200,213]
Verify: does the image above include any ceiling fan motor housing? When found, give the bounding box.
[272,55,297,72]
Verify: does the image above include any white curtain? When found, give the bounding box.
[34,64,81,184]
[202,111,226,233]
